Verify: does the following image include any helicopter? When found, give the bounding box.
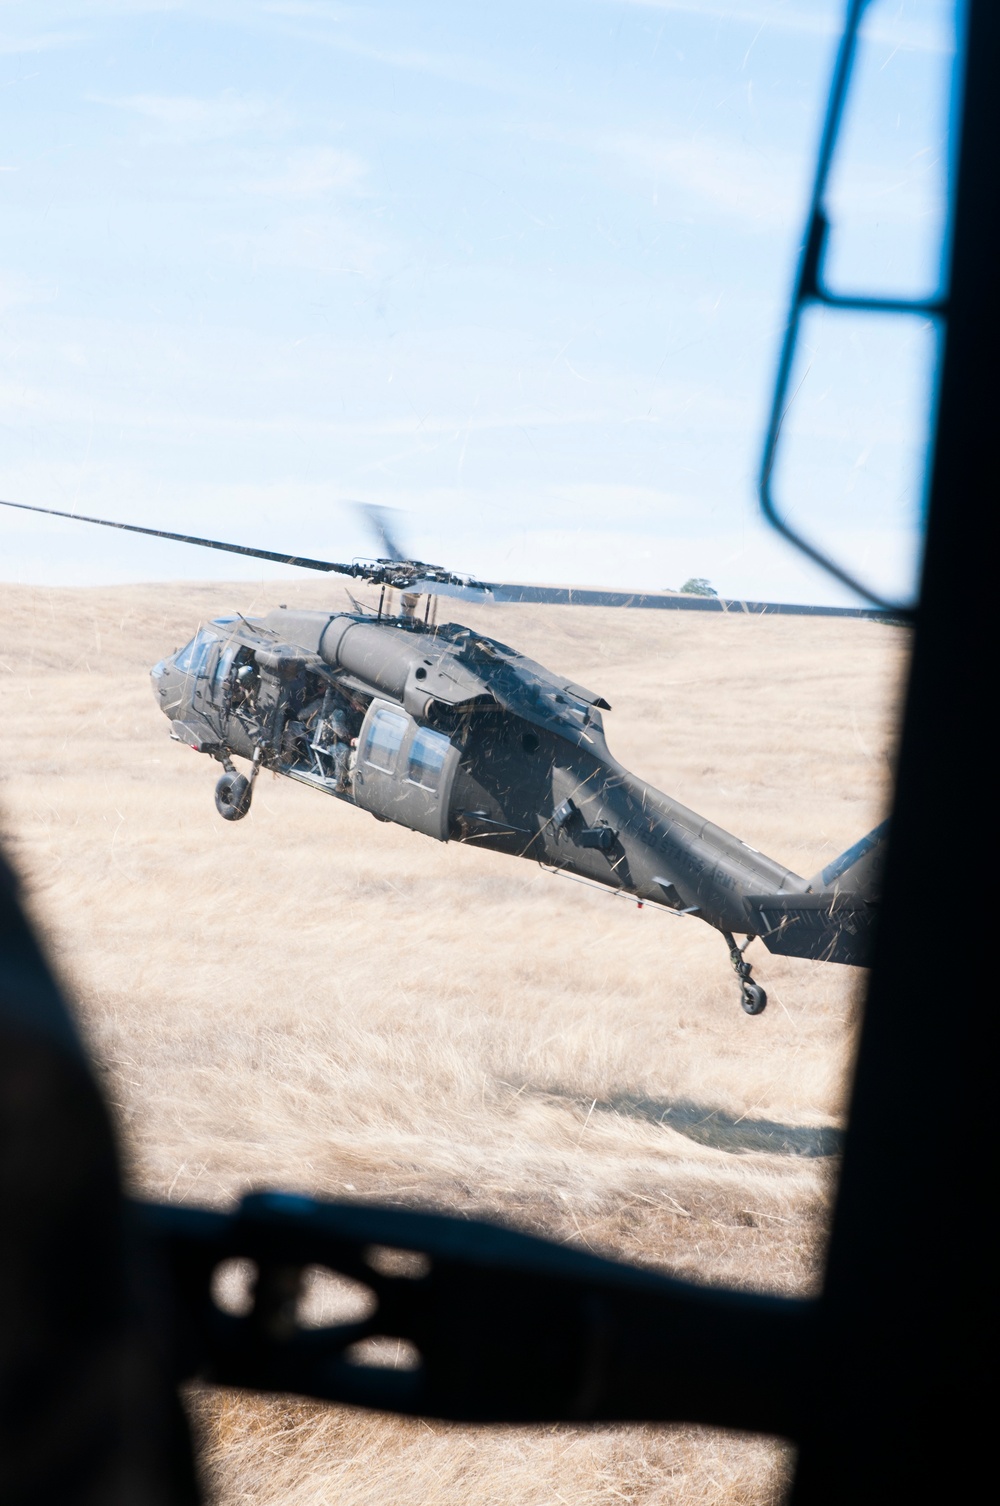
[1,496,889,1014]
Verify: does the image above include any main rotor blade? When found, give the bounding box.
[2,497,893,618]
[414,576,890,619]
[357,503,409,564]
[0,499,353,575]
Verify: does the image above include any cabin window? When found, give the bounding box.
[175,628,217,676]
[363,709,408,772]
[407,727,451,791]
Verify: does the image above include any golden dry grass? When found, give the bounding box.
[0,578,908,1504]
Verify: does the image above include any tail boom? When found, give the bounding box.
[744,821,888,967]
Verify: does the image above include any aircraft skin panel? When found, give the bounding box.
[447,709,807,936]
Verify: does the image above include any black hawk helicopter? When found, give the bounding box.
[1,497,889,1014]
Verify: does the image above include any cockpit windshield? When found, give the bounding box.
[174,629,217,676]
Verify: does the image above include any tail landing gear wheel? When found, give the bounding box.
[722,930,767,1016]
[741,981,768,1015]
[215,772,252,821]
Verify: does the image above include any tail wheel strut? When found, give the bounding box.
[722,932,768,1015]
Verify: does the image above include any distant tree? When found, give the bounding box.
[680,577,718,597]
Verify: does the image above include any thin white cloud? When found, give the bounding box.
[0,271,58,313]
[258,2,359,16]
[522,119,802,227]
[93,90,286,143]
[608,0,953,55]
[608,131,799,225]
[609,0,842,33]
[0,30,82,53]
[233,10,534,98]
[245,147,367,198]
[215,208,381,275]
[0,377,624,441]
[524,115,944,232]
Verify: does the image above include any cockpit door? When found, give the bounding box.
[352,699,459,841]
[190,634,222,728]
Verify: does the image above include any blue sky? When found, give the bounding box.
[0,1,955,603]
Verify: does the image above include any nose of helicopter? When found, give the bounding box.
[150,656,183,719]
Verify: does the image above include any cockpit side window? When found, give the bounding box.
[362,708,408,772]
[175,629,217,676]
[407,727,451,791]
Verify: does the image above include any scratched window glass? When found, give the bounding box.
[407,727,449,790]
[363,708,408,773]
[0,3,956,1504]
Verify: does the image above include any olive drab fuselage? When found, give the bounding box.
[151,605,886,1010]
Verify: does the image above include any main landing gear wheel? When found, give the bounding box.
[215,771,252,821]
[740,981,768,1015]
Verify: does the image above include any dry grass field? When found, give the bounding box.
[0,578,909,1505]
